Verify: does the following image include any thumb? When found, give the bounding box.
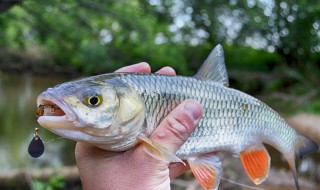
[149,99,202,153]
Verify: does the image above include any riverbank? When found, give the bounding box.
[172,168,318,190]
[1,113,319,190]
[288,113,320,144]
[1,158,317,190]
[0,48,77,75]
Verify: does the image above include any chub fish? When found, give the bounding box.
[36,45,318,190]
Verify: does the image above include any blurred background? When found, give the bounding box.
[0,0,319,189]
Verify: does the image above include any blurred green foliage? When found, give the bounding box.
[1,0,319,73]
[0,0,319,112]
[32,175,65,190]
[0,3,319,190]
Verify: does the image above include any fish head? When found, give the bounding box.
[36,76,145,147]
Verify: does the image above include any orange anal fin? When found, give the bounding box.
[188,153,222,190]
[240,144,270,185]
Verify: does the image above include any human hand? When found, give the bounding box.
[75,62,203,190]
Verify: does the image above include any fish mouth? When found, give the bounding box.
[36,92,112,142]
[36,92,78,130]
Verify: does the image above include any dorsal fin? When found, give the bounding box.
[194,44,229,86]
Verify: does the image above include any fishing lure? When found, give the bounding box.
[28,104,60,158]
[28,127,44,158]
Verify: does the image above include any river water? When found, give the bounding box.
[0,72,77,172]
[0,72,319,186]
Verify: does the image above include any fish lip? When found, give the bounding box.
[36,91,78,129]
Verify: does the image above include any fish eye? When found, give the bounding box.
[86,94,102,107]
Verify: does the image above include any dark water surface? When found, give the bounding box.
[0,72,319,186]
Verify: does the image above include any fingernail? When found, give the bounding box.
[184,100,202,121]
[138,62,149,68]
[157,67,176,75]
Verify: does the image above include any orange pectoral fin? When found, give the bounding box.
[240,144,270,185]
[188,154,222,190]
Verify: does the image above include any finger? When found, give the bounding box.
[156,66,176,75]
[169,161,190,179]
[115,62,151,73]
[149,99,202,153]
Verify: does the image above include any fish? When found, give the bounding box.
[36,45,318,190]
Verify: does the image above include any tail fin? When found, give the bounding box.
[287,135,319,190]
[287,158,300,190]
[296,134,318,159]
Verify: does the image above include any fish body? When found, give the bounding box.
[37,45,318,190]
[117,73,295,158]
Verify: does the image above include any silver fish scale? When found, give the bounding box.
[120,74,298,159]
